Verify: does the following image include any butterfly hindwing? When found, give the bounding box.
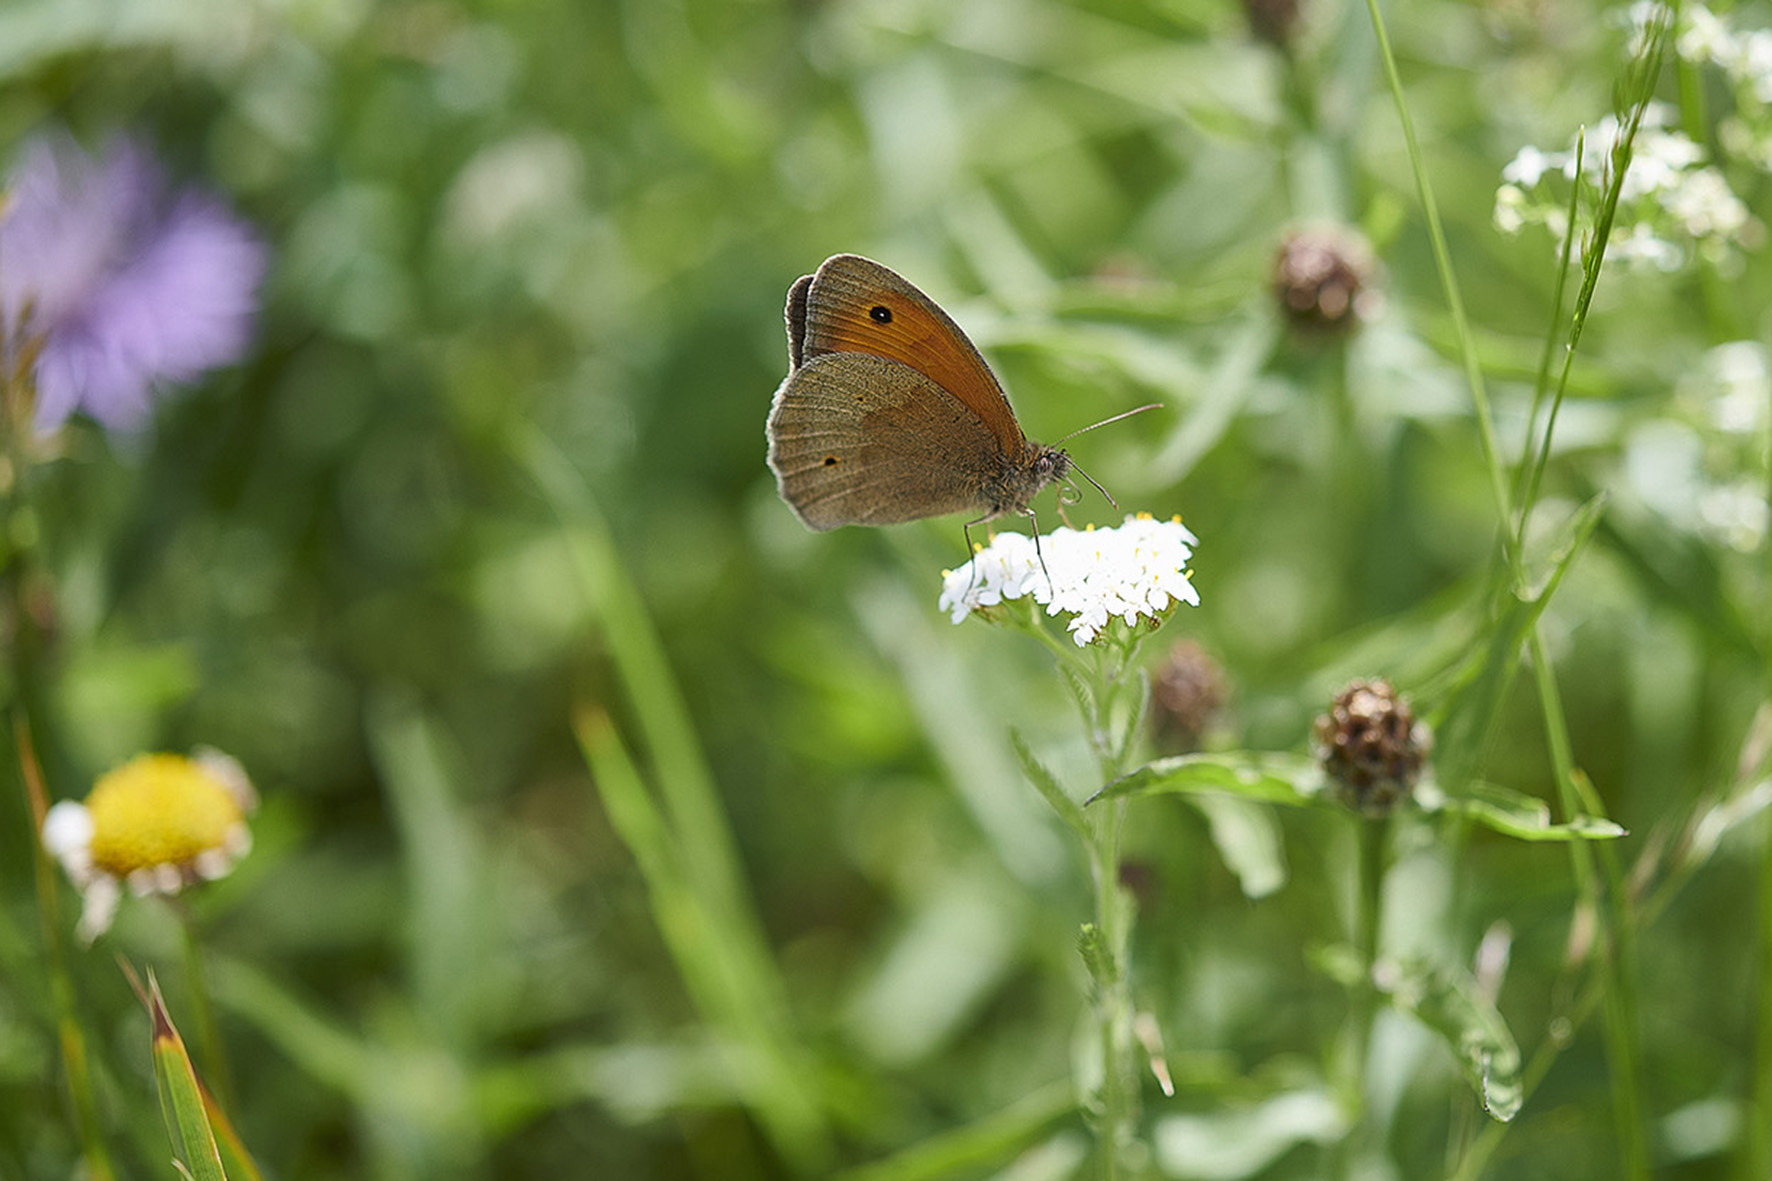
[766,352,1001,530]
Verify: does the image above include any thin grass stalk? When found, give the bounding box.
[178,908,234,1112]
[1528,634,1648,1179]
[1509,132,1584,544]
[16,716,115,1181]
[1360,0,1518,583]
[1758,352,1772,1181]
[1517,38,1665,538]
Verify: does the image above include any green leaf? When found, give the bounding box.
[1010,728,1089,838]
[1419,780,1627,842]
[1378,959,1523,1122]
[1090,752,1324,807]
[835,1080,1076,1181]
[1433,493,1607,791]
[1152,1088,1346,1180]
[1189,794,1287,899]
[150,976,229,1181]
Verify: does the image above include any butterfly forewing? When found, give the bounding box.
[767,352,1001,530]
[794,255,1027,456]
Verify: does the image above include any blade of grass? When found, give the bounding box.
[1516,19,1668,548]
[1362,6,1656,1173]
[1509,129,1584,531]
[149,974,229,1181]
[1528,632,1647,1179]
[573,704,828,1169]
[520,423,829,1168]
[16,715,115,1181]
[1361,0,1516,582]
[834,1079,1077,1181]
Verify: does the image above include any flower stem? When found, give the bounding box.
[1335,817,1389,1178]
[178,907,235,1112]
[1079,641,1143,1177]
[1090,795,1134,1179]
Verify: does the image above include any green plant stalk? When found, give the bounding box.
[1528,633,1647,1180]
[1077,635,1147,1179]
[1754,833,1772,1181]
[524,427,829,1167]
[15,720,115,1181]
[1361,0,1517,583]
[1335,817,1389,1179]
[1757,396,1772,1181]
[1090,796,1133,1181]
[1364,2,1658,1169]
[1510,132,1583,551]
[178,908,234,1112]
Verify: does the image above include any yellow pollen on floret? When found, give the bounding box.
[1136,511,1153,520]
[1171,514,1183,524]
[85,755,245,878]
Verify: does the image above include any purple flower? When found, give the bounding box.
[0,133,267,434]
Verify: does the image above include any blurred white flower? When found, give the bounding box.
[42,749,257,942]
[939,514,1201,646]
[1502,146,1566,188]
[1495,101,1759,267]
[1702,342,1770,433]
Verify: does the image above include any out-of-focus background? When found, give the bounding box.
[3,0,1770,1177]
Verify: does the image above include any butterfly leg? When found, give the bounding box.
[1022,508,1054,597]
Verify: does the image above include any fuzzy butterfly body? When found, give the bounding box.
[765,254,1070,532]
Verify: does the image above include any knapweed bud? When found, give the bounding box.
[1312,679,1429,817]
[1245,0,1301,48]
[1149,640,1227,752]
[1273,226,1378,334]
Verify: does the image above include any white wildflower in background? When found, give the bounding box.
[42,749,257,943]
[1627,341,1772,553]
[939,514,1200,646]
[1494,102,1759,269]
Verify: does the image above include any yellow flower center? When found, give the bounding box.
[86,754,246,877]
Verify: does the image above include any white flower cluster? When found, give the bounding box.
[1627,341,1772,554]
[1494,103,1758,270]
[938,514,1200,646]
[1670,2,1772,168]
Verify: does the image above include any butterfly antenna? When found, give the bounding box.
[1069,460,1117,510]
[1054,402,1162,445]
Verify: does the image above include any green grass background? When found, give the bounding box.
[1,0,1769,1177]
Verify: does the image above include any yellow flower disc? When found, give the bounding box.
[86,754,246,878]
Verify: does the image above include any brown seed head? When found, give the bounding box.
[1149,640,1228,752]
[1274,227,1379,334]
[1312,678,1430,817]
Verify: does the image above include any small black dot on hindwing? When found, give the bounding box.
[823,456,840,466]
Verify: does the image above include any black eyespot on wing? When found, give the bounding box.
[823,456,840,466]
[870,305,892,324]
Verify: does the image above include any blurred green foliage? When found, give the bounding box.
[2,0,1770,1177]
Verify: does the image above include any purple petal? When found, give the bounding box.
[1,132,266,435]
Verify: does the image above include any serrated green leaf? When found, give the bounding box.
[1420,780,1627,842]
[1089,752,1323,807]
[1378,959,1523,1122]
[1010,728,1089,838]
